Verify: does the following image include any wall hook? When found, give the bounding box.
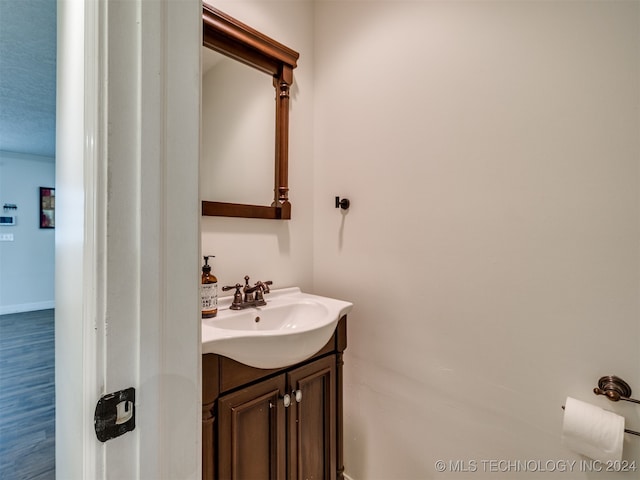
[335,196,350,210]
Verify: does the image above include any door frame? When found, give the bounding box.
[55,0,202,477]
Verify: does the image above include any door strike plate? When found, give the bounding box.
[94,387,136,442]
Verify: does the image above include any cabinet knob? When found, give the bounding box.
[294,389,302,403]
[282,394,291,408]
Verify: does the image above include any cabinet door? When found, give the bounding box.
[288,356,337,480]
[218,375,287,480]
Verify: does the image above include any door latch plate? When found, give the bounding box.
[94,387,136,442]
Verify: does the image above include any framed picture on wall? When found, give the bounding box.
[40,187,55,229]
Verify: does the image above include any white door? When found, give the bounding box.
[56,0,201,478]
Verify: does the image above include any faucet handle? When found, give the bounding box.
[222,283,243,310]
[222,283,242,293]
[261,280,272,294]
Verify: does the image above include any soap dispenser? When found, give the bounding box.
[201,255,218,318]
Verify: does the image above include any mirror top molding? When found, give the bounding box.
[203,4,298,78]
[202,4,299,220]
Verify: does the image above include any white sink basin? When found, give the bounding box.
[202,287,353,368]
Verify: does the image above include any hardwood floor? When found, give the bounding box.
[0,309,55,479]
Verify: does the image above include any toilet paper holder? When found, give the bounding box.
[562,375,640,437]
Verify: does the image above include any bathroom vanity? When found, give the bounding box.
[202,316,347,480]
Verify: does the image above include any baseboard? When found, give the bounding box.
[0,301,55,315]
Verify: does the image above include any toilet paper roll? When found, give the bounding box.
[562,396,624,462]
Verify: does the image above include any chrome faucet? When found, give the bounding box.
[222,275,273,310]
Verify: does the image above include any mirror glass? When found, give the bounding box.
[201,47,275,205]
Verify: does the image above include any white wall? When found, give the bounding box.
[0,150,55,314]
[201,0,315,292]
[313,1,640,479]
[201,1,640,478]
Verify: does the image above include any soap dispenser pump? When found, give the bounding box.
[201,255,218,318]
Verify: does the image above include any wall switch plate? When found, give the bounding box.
[0,233,14,241]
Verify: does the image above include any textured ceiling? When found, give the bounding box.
[0,0,56,158]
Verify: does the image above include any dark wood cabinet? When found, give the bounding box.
[288,356,336,480]
[218,375,287,479]
[203,316,347,480]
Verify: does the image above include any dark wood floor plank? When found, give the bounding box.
[0,309,55,479]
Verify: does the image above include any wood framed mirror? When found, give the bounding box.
[201,4,299,220]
